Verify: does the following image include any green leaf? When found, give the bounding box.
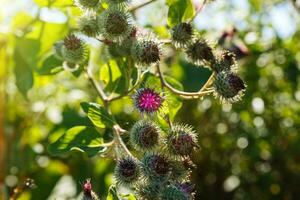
[80,102,116,128]
[37,54,63,75]
[13,37,40,96]
[166,0,195,27]
[48,126,107,157]
[106,185,120,200]
[120,193,137,200]
[100,59,129,94]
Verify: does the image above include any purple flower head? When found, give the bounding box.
[133,88,163,114]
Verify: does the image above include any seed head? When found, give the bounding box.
[171,22,193,47]
[98,8,132,41]
[114,157,140,186]
[131,38,161,65]
[75,0,100,11]
[212,51,237,73]
[133,88,163,114]
[130,120,160,151]
[186,38,215,66]
[166,124,197,157]
[213,71,246,103]
[141,153,170,179]
[62,34,85,63]
[78,14,100,37]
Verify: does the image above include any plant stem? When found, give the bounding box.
[113,125,133,157]
[189,0,207,22]
[84,66,133,158]
[128,0,157,12]
[84,67,109,107]
[107,69,147,102]
[156,64,215,99]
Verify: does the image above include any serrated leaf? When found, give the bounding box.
[106,185,120,200]
[48,126,107,157]
[80,102,116,128]
[166,0,195,27]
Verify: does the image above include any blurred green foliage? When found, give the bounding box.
[1,0,300,199]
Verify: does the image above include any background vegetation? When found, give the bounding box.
[1,0,300,199]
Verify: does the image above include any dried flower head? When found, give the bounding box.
[171,22,193,47]
[98,8,132,41]
[75,0,100,11]
[62,34,85,63]
[133,88,163,114]
[213,71,246,103]
[78,14,100,37]
[141,153,170,179]
[130,120,160,151]
[166,124,197,157]
[131,37,161,65]
[186,38,215,66]
[212,50,237,73]
[114,157,140,186]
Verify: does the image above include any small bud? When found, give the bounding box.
[171,22,193,47]
[186,38,215,66]
[114,157,140,186]
[132,88,163,114]
[62,34,85,63]
[130,120,160,151]
[75,0,100,11]
[213,71,246,103]
[81,179,100,200]
[160,185,192,200]
[212,51,237,73]
[166,124,197,157]
[131,38,161,65]
[78,14,100,37]
[141,153,170,179]
[98,8,132,41]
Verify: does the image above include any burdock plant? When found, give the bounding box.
[49,0,248,199]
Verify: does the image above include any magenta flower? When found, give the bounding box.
[133,88,163,114]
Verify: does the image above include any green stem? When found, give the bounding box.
[156,64,215,99]
[189,0,208,22]
[128,0,157,12]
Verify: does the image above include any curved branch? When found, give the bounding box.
[189,0,208,22]
[84,67,109,106]
[128,0,157,12]
[156,64,215,99]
